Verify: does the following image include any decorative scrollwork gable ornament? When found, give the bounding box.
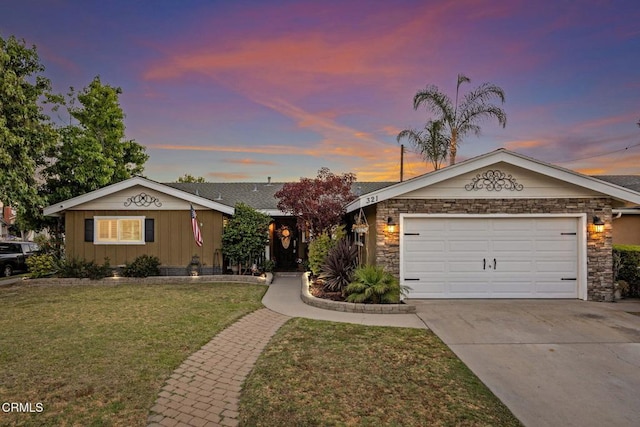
[124,192,163,207]
[464,169,524,192]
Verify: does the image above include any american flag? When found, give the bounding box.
[190,204,203,247]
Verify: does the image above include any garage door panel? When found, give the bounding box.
[449,220,491,232]
[448,260,487,272]
[402,217,579,299]
[534,240,576,252]
[491,260,533,272]
[449,280,491,295]
[449,240,489,252]
[492,220,535,231]
[536,280,577,296]
[534,260,577,273]
[491,280,536,296]
[404,261,445,273]
[535,218,577,231]
[491,240,534,252]
[405,240,445,253]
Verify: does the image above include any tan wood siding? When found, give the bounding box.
[612,216,640,245]
[65,210,224,268]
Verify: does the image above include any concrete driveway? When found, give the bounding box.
[411,299,640,427]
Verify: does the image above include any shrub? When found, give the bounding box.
[613,244,640,297]
[222,203,271,274]
[308,233,333,276]
[56,257,112,280]
[86,258,112,280]
[26,254,56,278]
[308,226,346,276]
[319,238,358,294]
[346,265,410,304]
[263,259,276,273]
[122,255,160,278]
[56,257,88,278]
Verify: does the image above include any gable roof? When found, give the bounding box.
[43,177,395,217]
[346,148,640,212]
[43,176,236,216]
[592,175,640,193]
[166,181,394,214]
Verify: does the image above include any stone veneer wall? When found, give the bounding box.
[375,198,613,301]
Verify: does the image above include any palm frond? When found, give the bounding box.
[412,86,454,120]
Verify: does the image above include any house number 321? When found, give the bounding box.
[365,195,378,204]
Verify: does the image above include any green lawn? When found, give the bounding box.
[240,318,522,427]
[0,282,266,426]
[1,282,521,427]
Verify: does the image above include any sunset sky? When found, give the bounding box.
[2,0,639,182]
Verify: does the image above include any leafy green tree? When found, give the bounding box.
[176,174,206,183]
[397,120,449,171]
[413,74,507,165]
[44,76,148,204]
[222,203,271,274]
[0,35,58,231]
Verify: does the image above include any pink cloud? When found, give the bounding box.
[225,158,277,166]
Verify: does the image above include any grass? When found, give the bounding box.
[0,282,266,427]
[239,318,522,427]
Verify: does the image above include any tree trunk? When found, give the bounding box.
[449,129,458,166]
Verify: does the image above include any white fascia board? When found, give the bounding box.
[43,177,235,216]
[346,149,640,212]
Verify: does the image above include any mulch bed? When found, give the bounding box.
[308,277,346,301]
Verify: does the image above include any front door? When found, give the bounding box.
[272,219,299,270]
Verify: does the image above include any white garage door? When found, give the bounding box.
[402,217,579,298]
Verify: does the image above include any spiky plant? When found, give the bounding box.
[346,265,410,304]
[319,238,358,294]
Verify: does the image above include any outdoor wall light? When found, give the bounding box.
[592,216,605,233]
[386,217,397,233]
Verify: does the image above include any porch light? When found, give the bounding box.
[592,216,605,233]
[386,217,397,233]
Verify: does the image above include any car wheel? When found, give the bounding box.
[3,265,12,277]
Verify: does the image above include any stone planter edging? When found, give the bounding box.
[301,273,416,314]
[9,274,266,287]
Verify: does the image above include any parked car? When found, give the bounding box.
[0,241,40,277]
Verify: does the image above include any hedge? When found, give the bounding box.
[613,244,640,297]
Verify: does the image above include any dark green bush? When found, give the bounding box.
[56,257,112,280]
[122,255,160,278]
[613,244,640,297]
[86,258,112,280]
[319,238,358,294]
[56,257,88,278]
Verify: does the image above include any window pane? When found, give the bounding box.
[98,220,117,241]
[119,219,142,241]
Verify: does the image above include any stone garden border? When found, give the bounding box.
[300,272,416,314]
[2,274,268,288]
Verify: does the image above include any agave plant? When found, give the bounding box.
[319,238,358,294]
[346,265,410,304]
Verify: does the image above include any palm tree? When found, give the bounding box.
[397,120,449,171]
[413,74,507,165]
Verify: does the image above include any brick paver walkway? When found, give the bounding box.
[147,308,290,427]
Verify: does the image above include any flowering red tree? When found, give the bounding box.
[275,167,357,238]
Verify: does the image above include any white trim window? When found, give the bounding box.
[94,216,145,245]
